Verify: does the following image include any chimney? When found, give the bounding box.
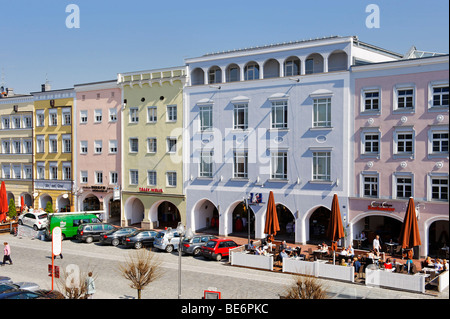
[6,88,14,97]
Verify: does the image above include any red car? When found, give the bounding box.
[201,238,239,261]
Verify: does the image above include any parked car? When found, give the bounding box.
[76,223,117,243]
[122,230,158,249]
[99,227,138,246]
[0,282,40,294]
[0,277,12,284]
[201,238,239,261]
[46,212,101,240]
[181,235,218,256]
[18,212,48,231]
[0,289,45,299]
[153,229,181,253]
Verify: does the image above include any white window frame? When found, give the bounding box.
[2,164,11,179]
[12,164,21,179]
[167,105,177,122]
[2,140,10,154]
[233,151,248,179]
[80,171,88,184]
[23,139,32,154]
[313,98,331,128]
[233,103,248,130]
[129,107,139,124]
[428,125,448,158]
[95,171,103,185]
[147,138,157,153]
[109,140,118,154]
[37,163,45,180]
[361,88,381,113]
[394,84,415,112]
[109,108,118,122]
[62,109,71,126]
[24,165,32,180]
[49,162,58,180]
[62,135,71,153]
[271,100,288,129]
[11,116,21,129]
[129,138,139,153]
[167,137,177,154]
[80,110,88,124]
[36,136,45,153]
[62,163,71,181]
[199,104,213,132]
[361,128,380,158]
[49,135,58,153]
[147,106,157,123]
[49,110,58,126]
[110,171,118,185]
[94,109,103,123]
[94,140,103,154]
[312,151,331,182]
[1,116,10,129]
[80,140,88,154]
[36,111,45,127]
[200,150,214,178]
[129,170,139,185]
[271,151,288,180]
[427,173,448,202]
[428,81,449,110]
[393,172,414,199]
[360,171,379,198]
[393,127,415,158]
[12,140,21,154]
[166,171,177,187]
[23,115,32,128]
[147,170,157,186]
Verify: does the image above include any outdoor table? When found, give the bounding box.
[313,250,328,260]
[354,239,363,249]
[386,242,398,255]
[422,267,437,273]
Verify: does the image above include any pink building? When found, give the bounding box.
[350,54,449,258]
[74,80,122,222]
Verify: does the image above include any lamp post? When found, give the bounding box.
[176,222,193,299]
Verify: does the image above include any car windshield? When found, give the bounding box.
[38,214,48,220]
[205,241,216,248]
[156,231,165,239]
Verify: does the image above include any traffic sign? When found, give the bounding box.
[52,227,62,256]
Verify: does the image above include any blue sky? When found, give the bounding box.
[0,0,448,94]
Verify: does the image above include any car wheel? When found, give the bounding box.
[165,245,174,253]
[215,254,222,261]
[134,242,143,249]
[112,239,119,247]
[33,225,38,231]
[85,236,93,244]
[193,248,201,256]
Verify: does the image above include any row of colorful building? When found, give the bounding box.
[1,36,448,258]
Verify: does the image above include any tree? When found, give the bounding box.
[119,249,163,299]
[56,265,96,299]
[45,201,54,214]
[281,275,328,299]
[8,198,17,219]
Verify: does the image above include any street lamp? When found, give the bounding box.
[176,222,193,299]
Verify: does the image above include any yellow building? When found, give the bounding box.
[0,93,34,210]
[31,88,75,212]
[118,67,187,229]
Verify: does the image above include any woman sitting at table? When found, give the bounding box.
[424,256,434,267]
[434,259,443,273]
[384,258,393,270]
[443,259,449,272]
[340,259,347,266]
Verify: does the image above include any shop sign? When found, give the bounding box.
[35,180,72,191]
[139,187,163,193]
[368,201,395,212]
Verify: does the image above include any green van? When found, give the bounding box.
[46,212,102,240]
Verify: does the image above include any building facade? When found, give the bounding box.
[118,67,187,229]
[183,36,402,244]
[31,87,75,212]
[73,80,122,222]
[350,54,449,258]
[0,93,34,209]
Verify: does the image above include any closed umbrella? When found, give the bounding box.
[264,191,280,237]
[0,181,8,223]
[326,194,345,264]
[398,197,421,264]
[21,196,25,213]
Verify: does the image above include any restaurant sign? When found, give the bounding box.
[368,201,395,212]
[139,187,163,193]
[35,180,72,191]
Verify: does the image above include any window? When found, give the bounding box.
[199,105,213,131]
[167,105,177,122]
[147,107,157,123]
[37,136,45,153]
[110,172,118,185]
[49,111,58,126]
[233,151,248,179]
[284,57,300,77]
[271,101,288,129]
[23,140,32,154]
[432,131,449,154]
[129,138,139,153]
[80,141,88,154]
[109,140,118,154]
[148,171,157,186]
[81,171,88,184]
[364,90,380,112]
[209,66,222,84]
[2,164,10,179]
[62,135,71,153]
[94,109,102,123]
[62,110,71,125]
[94,140,103,154]
[24,165,32,180]
[395,131,414,155]
[12,116,21,129]
[109,108,117,122]
[12,140,21,154]
[244,62,259,81]
[313,152,331,181]
[63,163,71,181]
[23,116,32,128]
[1,116,9,129]
[363,132,380,155]
[271,152,288,180]
[227,64,240,82]
[49,135,58,153]
[147,138,157,153]
[12,165,21,179]
[95,171,103,184]
[431,176,448,201]
[200,151,213,178]
[37,163,45,180]
[80,110,88,124]
[49,163,58,180]
[130,170,139,185]
[129,107,139,123]
[36,112,45,127]
[305,58,314,74]
[233,103,248,130]
[396,88,414,110]
[313,98,331,127]
[167,138,177,153]
[432,86,449,108]
[362,174,378,198]
[167,172,177,187]
[2,140,10,154]
[395,175,412,199]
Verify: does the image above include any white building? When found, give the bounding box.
[183,36,402,244]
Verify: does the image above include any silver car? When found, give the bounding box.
[153,229,181,253]
[181,235,218,256]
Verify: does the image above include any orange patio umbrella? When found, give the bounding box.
[264,191,280,236]
[398,197,421,258]
[0,181,8,223]
[326,194,345,263]
[21,195,25,213]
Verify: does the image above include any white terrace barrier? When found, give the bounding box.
[365,268,426,293]
[437,271,449,292]
[282,258,355,283]
[231,251,274,271]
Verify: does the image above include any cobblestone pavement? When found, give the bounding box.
[1,232,447,300]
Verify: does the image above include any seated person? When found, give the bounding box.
[347,245,355,258]
[340,259,347,266]
[247,240,255,250]
[405,258,414,273]
[434,259,443,273]
[280,240,289,251]
[279,249,289,260]
[255,246,263,255]
[340,248,348,256]
[424,256,434,267]
[443,259,449,272]
[321,242,328,251]
[384,258,393,270]
[347,258,353,267]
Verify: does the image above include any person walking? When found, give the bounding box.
[2,242,12,265]
[85,272,96,299]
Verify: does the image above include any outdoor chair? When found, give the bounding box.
[307,248,314,261]
[393,245,402,257]
[411,263,417,274]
